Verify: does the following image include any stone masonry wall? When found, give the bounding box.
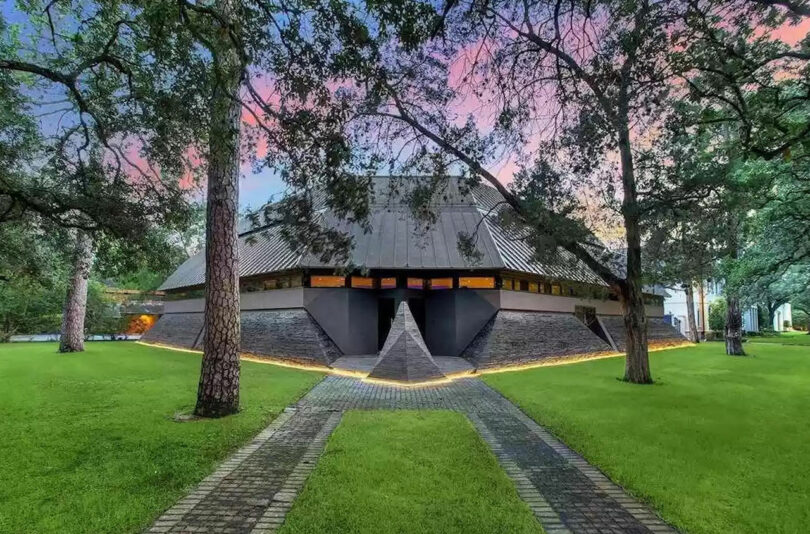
[462,311,613,369]
[240,309,342,366]
[598,315,687,351]
[141,312,204,349]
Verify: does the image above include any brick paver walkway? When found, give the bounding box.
[148,376,677,534]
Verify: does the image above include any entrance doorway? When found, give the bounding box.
[407,297,427,339]
[575,305,610,344]
[377,298,396,350]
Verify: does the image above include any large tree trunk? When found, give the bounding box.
[620,278,652,383]
[59,231,94,353]
[684,282,699,343]
[617,119,652,384]
[725,295,746,356]
[194,0,243,418]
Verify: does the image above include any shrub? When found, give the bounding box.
[708,299,727,332]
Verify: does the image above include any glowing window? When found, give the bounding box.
[551,284,561,295]
[429,277,453,290]
[380,277,397,289]
[459,277,495,289]
[502,278,514,290]
[310,275,346,288]
[407,278,424,289]
[351,276,375,289]
[529,281,539,293]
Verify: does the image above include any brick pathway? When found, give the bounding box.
[148,376,677,534]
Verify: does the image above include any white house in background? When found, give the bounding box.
[664,280,792,338]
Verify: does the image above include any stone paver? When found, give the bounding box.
[148,376,677,534]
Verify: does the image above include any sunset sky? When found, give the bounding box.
[3,1,808,210]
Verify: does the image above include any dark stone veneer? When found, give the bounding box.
[462,311,614,369]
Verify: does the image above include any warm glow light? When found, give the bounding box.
[380,277,397,289]
[310,275,346,288]
[136,341,203,354]
[127,314,157,334]
[350,276,375,289]
[139,340,695,384]
[362,376,454,388]
[407,277,424,289]
[429,277,453,290]
[459,277,495,289]
[477,341,694,375]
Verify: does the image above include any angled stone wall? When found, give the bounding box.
[462,311,613,369]
[240,309,341,366]
[598,315,687,351]
[141,312,204,349]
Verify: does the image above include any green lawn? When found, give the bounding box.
[483,343,810,534]
[0,342,322,534]
[279,411,543,534]
[747,330,810,345]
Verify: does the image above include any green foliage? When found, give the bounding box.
[792,309,809,331]
[708,299,727,332]
[0,213,189,338]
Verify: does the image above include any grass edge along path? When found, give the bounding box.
[278,410,545,534]
[0,341,323,534]
[483,342,810,534]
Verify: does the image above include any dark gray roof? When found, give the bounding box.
[159,176,606,290]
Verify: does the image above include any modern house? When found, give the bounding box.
[144,176,685,384]
[664,280,792,337]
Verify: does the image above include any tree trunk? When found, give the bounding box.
[684,282,699,343]
[194,0,243,418]
[617,118,652,384]
[620,278,652,383]
[59,230,94,353]
[725,295,746,356]
[767,303,776,331]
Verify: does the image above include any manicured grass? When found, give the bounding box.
[483,343,810,534]
[0,342,322,534]
[747,330,810,345]
[279,411,543,534]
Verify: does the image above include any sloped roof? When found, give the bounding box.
[159,176,605,291]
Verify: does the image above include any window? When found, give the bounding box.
[380,277,397,289]
[518,279,529,291]
[502,278,514,290]
[242,279,263,292]
[459,277,495,289]
[310,275,346,288]
[551,284,561,295]
[407,277,424,289]
[351,276,375,289]
[528,281,539,293]
[429,277,453,290]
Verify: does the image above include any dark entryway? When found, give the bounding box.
[407,297,427,339]
[575,305,610,344]
[377,297,396,349]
